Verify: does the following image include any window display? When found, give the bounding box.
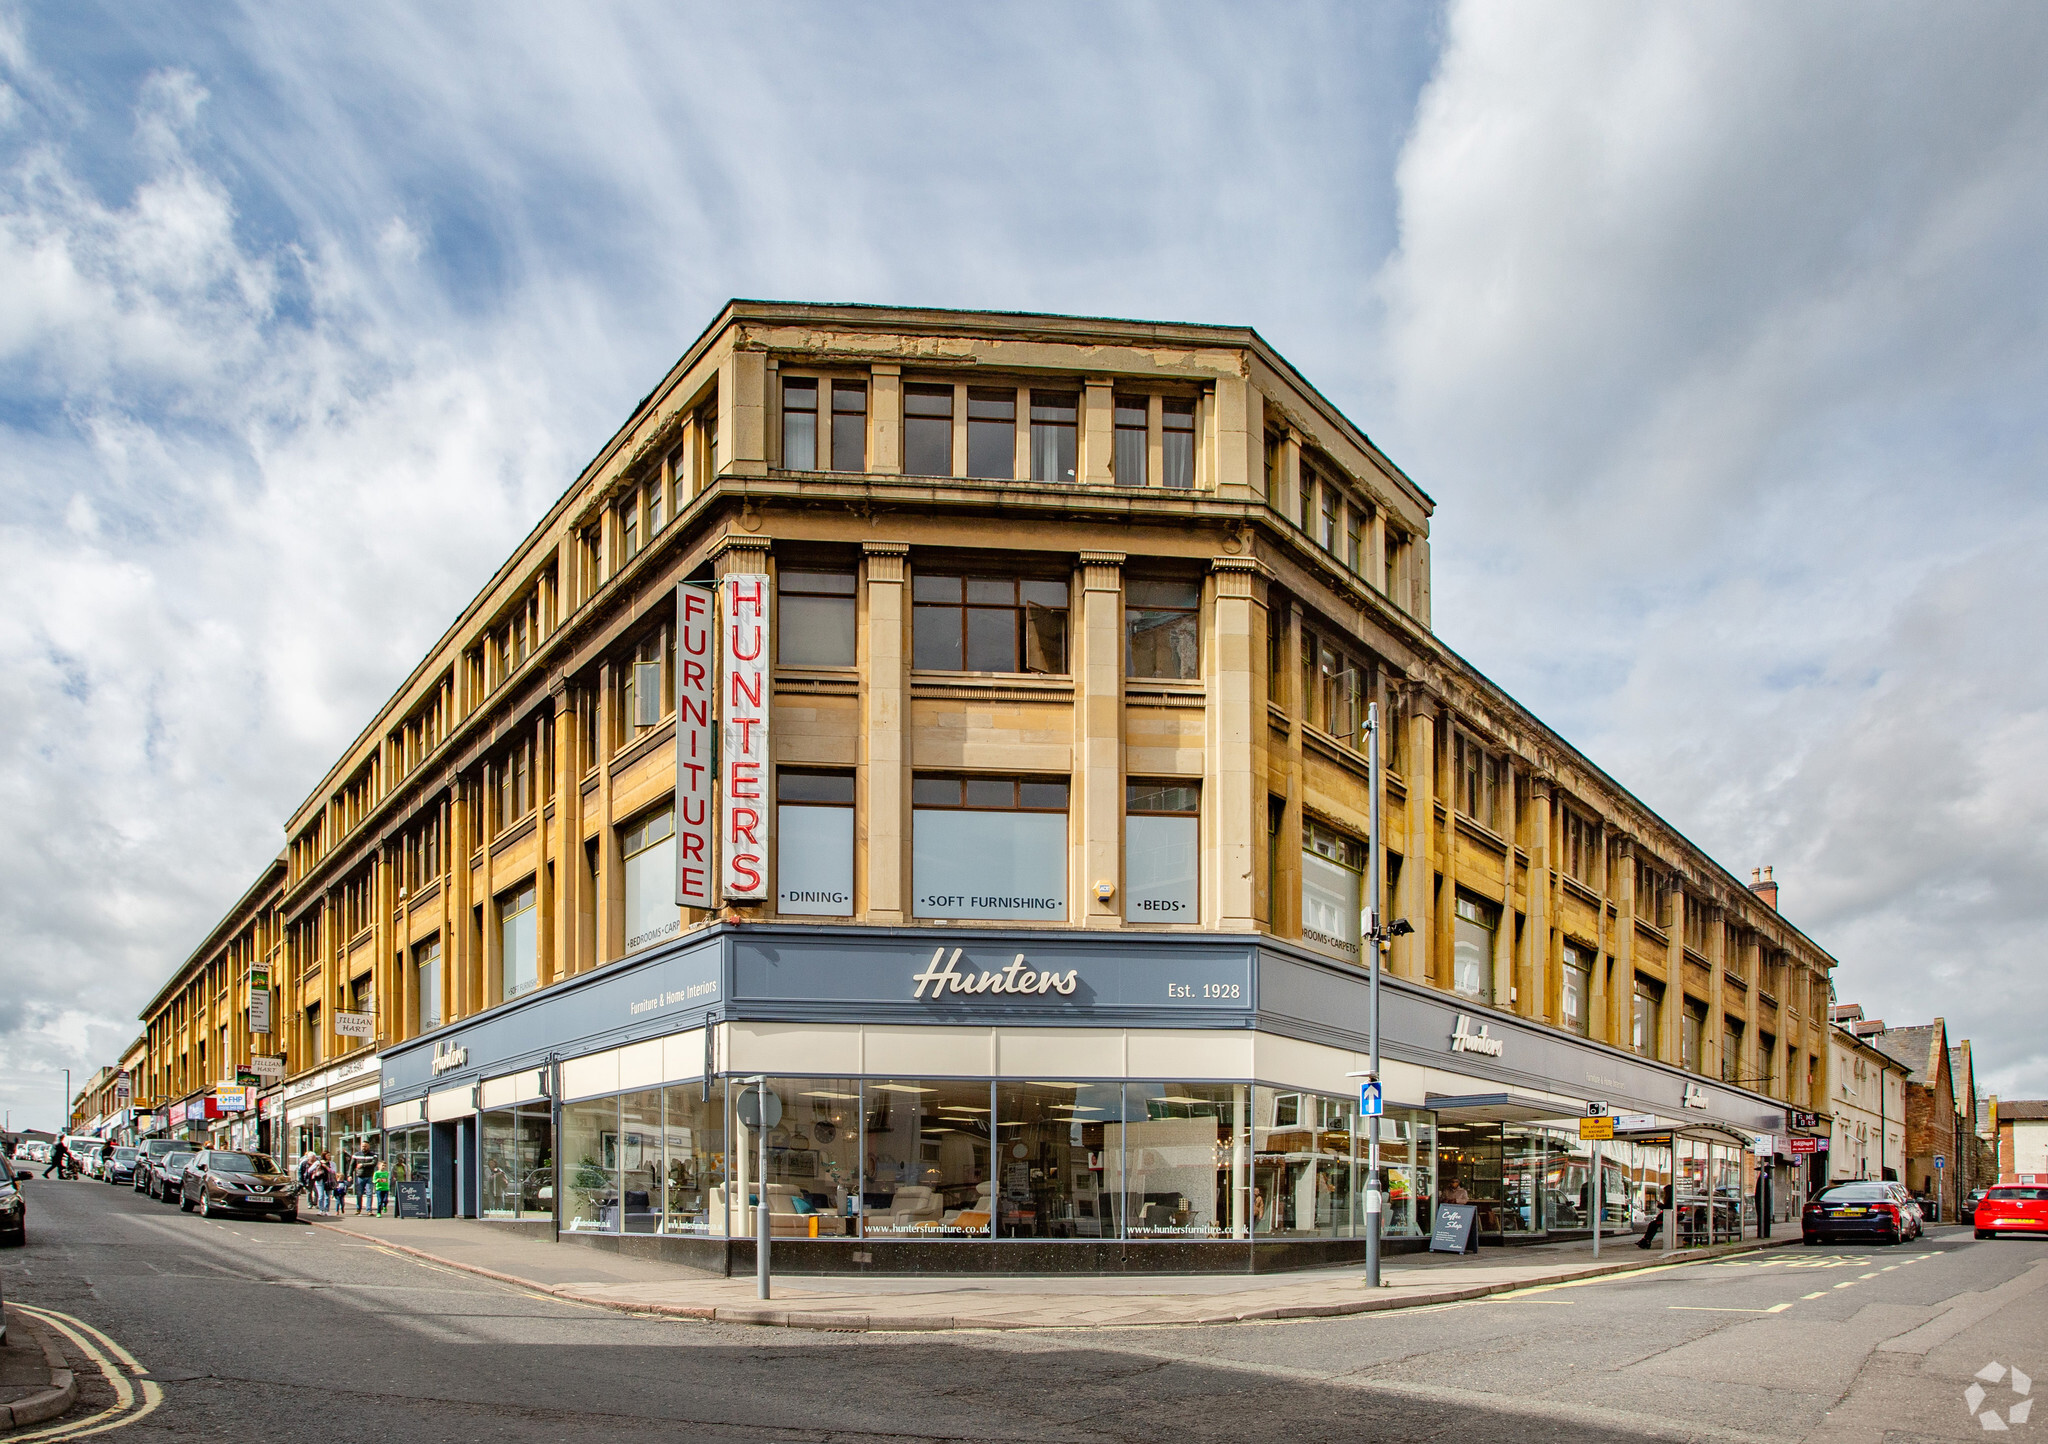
[480,1106,552,1219]
[863,1080,992,1237]
[1119,1084,1250,1239]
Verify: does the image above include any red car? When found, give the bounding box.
[1974,1185,2048,1240]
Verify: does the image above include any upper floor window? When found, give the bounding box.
[782,377,818,470]
[1113,395,1147,486]
[616,491,640,564]
[903,384,953,476]
[1633,977,1662,1059]
[1560,941,1591,1036]
[1126,782,1198,922]
[1318,479,1339,552]
[499,882,537,1002]
[1559,805,1598,885]
[777,569,856,667]
[1680,998,1707,1073]
[967,388,1015,478]
[910,774,1069,921]
[1451,727,1502,833]
[1126,578,1200,680]
[831,381,867,472]
[493,734,535,834]
[614,625,674,748]
[1345,508,1366,573]
[1161,397,1195,489]
[912,571,1068,674]
[1452,894,1497,1003]
[777,770,854,918]
[1300,821,1365,965]
[1029,391,1077,483]
[1299,626,1366,748]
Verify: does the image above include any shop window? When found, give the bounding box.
[1126,577,1200,680]
[1112,394,1147,486]
[1300,821,1365,965]
[911,774,1068,921]
[912,571,1068,674]
[1252,1085,1353,1238]
[499,882,537,1001]
[776,771,853,917]
[863,1080,993,1237]
[1681,999,1707,1073]
[1114,1083,1250,1239]
[1560,941,1591,1036]
[830,381,867,472]
[621,808,679,953]
[902,383,953,476]
[480,1105,552,1220]
[1633,977,1663,1059]
[662,1081,729,1236]
[1029,390,1077,483]
[991,1082,1127,1238]
[561,1095,618,1233]
[966,388,1015,479]
[1161,397,1196,489]
[776,569,857,667]
[1125,782,1198,922]
[414,937,441,1034]
[782,377,817,470]
[1453,894,1498,1002]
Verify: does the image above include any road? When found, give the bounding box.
[4,1176,2044,1442]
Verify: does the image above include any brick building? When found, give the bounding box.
[1996,1100,2048,1181]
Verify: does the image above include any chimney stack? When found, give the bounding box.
[1749,865,1779,911]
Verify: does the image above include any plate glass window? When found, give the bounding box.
[622,809,679,953]
[777,771,854,917]
[782,378,818,470]
[1632,980,1661,1059]
[1112,395,1147,486]
[499,882,538,1001]
[414,937,441,1033]
[1300,822,1365,964]
[1452,895,1497,1002]
[912,573,1068,674]
[911,775,1068,920]
[831,382,867,472]
[1125,783,1198,922]
[1126,578,1200,679]
[966,388,1016,479]
[864,1080,994,1237]
[776,570,856,667]
[903,384,953,476]
[1029,391,1078,483]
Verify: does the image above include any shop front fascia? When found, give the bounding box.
[377,924,1790,1271]
[282,1051,383,1162]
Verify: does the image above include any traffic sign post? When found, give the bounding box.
[1583,1105,1610,1258]
[737,1078,782,1300]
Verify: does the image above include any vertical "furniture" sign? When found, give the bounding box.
[721,573,770,901]
[674,583,716,908]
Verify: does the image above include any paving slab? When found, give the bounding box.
[313,1213,1803,1331]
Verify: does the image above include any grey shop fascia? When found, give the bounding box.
[381,921,1786,1154]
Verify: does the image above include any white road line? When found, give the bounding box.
[1803,1291,1828,1299]
[1834,1281,1857,1289]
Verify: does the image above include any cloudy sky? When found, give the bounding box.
[3,1,2046,1130]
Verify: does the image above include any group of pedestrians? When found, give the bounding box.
[296,1146,391,1215]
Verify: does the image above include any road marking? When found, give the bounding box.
[1804,1291,1828,1299]
[1881,1265,1898,1271]
[8,1304,165,1442]
[1860,1272,1880,1279]
[1834,1281,1857,1289]
[1669,1303,1798,1313]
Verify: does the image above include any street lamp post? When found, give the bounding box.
[1353,703,1411,1291]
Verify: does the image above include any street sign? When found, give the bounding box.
[1359,1081,1383,1117]
[1615,1113,1657,1131]
[1935,1154,1945,1170]
[1584,1101,1610,1117]
[333,1011,374,1040]
[1789,1136,1819,1155]
[1579,1116,1614,1141]
[249,1055,284,1082]
[1430,1203,1479,1255]
[735,1087,783,1130]
[214,1086,251,1113]
[248,969,272,1033]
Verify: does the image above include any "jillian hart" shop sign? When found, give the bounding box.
[912,947,1079,1000]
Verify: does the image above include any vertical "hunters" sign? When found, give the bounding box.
[674,583,716,909]
[720,573,770,901]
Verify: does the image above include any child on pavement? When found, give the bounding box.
[372,1158,391,1216]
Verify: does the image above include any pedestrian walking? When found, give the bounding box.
[351,1147,375,1214]
[316,1151,338,1213]
[372,1158,391,1216]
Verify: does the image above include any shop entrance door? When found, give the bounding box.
[430,1120,458,1218]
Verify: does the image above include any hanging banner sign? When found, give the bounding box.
[675,582,717,909]
[248,968,272,1034]
[249,1054,284,1082]
[720,573,770,902]
[333,1010,375,1039]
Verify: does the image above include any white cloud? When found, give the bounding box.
[1380,0,2048,1095]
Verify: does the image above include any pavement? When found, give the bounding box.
[0,1304,77,1427]
[310,1209,1805,1329]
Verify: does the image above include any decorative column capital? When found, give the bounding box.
[1208,555,1269,598]
[862,540,909,584]
[1080,551,1126,591]
[710,533,771,574]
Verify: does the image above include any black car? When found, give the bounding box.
[150,1151,196,1202]
[1803,1180,1916,1245]
[105,1147,140,1186]
[180,1150,298,1221]
[0,1159,25,1247]
[132,1139,185,1192]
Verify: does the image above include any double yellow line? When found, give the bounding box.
[7,1304,163,1442]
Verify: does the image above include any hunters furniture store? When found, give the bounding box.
[133,300,1841,1273]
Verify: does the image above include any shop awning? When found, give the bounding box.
[1424,1091,1575,1124]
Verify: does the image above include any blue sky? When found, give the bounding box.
[4,1,2047,1130]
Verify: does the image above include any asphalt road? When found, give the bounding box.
[5,1175,2045,1443]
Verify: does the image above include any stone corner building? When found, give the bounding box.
[135,302,1842,1268]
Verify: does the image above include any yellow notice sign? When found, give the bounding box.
[1578,1116,1615,1140]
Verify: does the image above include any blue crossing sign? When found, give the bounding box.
[1360,1080,1384,1117]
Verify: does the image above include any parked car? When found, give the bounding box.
[0,1158,25,1247]
[1803,1180,1916,1245]
[1886,1182,1925,1240]
[14,1141,51,1166]
[1961,1188,1988,1225]
[132,1139,184,1192]
[180,1150,298,1221]
[105,1147,140,1186]
[1974,1185,2048,1240]
[151,1151,197,1202]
